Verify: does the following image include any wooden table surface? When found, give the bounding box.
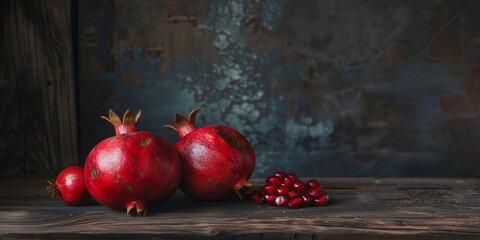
[1,178,479,239]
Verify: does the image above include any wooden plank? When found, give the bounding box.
[0,178,479,239]
[0,0,78,177]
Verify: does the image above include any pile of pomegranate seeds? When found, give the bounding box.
[252,171,329,209]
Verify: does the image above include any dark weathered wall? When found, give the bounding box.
[79,0,480,177]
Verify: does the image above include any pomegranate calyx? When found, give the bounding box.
[187,107,200,125]
[174,114,189,129]
[233,181,253,200]
[126,201,147,217]
[163,108,200,138]
[46,180,59,198]
[101,109,141,135]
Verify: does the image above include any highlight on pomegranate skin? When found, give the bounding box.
[47,166,91,206]
[164,108,256,201]
[84,109,181,216]
[253,171,329,209]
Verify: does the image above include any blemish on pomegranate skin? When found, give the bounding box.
[141,137,152,146]
[66,175,79,181]
[216,130,246,151]
[168,179,178,189]
[90,166,99,178]
[126,184,135,192]
[204,133,215,141]
[109,135,121,144]
[116,174,123,184]
[206,176,216,183]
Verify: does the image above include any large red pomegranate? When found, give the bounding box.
[84,109,181,216]
[164,108,255,200]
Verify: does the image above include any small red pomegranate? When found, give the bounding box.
[164,108,255,200]
[47,166,91,205]
[84,109,181,216]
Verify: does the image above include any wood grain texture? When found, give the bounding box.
[1,178,479,239]
[0,0,78,177]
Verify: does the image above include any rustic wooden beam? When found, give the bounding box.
[0,0,78,177]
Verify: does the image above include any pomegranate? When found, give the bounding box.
[254,171,329,209]
[47,166,91,205]
[84,109,181,216]
[164,108,255,200]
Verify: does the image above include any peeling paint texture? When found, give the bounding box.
[80,0,480,177]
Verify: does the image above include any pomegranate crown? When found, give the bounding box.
[101,109,142,135]
[164,107,200,138]
[164,107,200,130]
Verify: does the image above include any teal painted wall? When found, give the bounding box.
[79,0,480,177]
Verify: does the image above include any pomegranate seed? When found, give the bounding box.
[276,186,289,196]
[265,194,276,206]
[260,188,267,197]
[301,195,314,206]
[292,180,305,192]
[282,176,295,188]
[266,176,282,186]
[308,185,324,198]
[307,179,319,189]
[252,194,265,204]
[262,185,277,195]
[288,197,302,209]
[286,189,301,199]
[274,171,287,179]
[275,196,289,207]
[257,172,329,209]
[287,173,298,180]
[314,195,329,206]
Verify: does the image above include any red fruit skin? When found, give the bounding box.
[308,185,325,198]
[260,188,267,197]
[314,195,329,206]
[265,194,276,205]
[307,179,320,189]
[287,173,298,180]
[266,176,282,186]
[282,176,295,188]
[292,180,306,192]
[275,196,289,207]
[276,186,289,196]
[286,189,301,199]
[252,194,265,204]
[175,125,255,200]
[301,195,314,207]
[274,171,287,179]
[54,167,91,205]
[84,132,181,211]
[288,197,302,209]
[262,185,277,195]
